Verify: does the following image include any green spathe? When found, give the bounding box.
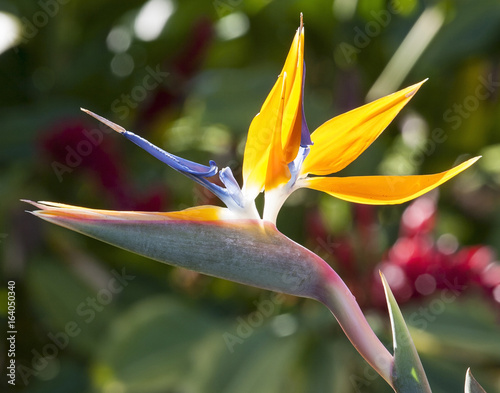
[35,213,325,297]
[25,200,393,385]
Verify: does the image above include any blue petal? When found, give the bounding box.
[288,145,310,185]
[121,130,249,210]
[122,131,218,177]
[81,109,250,212]
[300,61,313,148]
[219,167,244,208]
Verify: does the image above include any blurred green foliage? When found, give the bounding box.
[1,0,500,392]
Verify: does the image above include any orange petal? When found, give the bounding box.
[23,200,227,222]
[281,21,304,163]
[301,80,426,176]
[242,23,304,197]
[242,75,286,197]
[300,157,479,204]
[265,74,291,191]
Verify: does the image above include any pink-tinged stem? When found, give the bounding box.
[313,264,394,387]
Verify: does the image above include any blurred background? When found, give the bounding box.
[1,0,500,392]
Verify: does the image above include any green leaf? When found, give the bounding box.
[26,257,118,356]
[380,272,432,393]
[465,368,488,393]
[93,295,305,393]
[93,296,218,393]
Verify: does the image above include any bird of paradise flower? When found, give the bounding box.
[25,15,479,391]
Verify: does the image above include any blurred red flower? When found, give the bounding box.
[39,119,169,211]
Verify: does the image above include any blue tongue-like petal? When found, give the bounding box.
[300,61,313,148]
[81,108,247,211]
[122,131,218,177]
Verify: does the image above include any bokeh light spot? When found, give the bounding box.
[0,12,20,55]
[481,263,500,287]
[415,273,436,296]
[402,196,434,232]
[469,247,493,271]
[401,113,428,149]
[107,26,132,53]
[215,12,249,41]
[493,285,500,304]
[271,313,298,337]
[134,0,175,42]
[110,53,135,77]
[391,238,415,263]
[382,264,406,289]
[436,233,459,255]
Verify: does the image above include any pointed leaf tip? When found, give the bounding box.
[380,271,432,393]
[465,368,488,393]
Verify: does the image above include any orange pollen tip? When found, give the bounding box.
[81,108,126,133]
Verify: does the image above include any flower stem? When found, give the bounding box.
[314,267,394,387]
